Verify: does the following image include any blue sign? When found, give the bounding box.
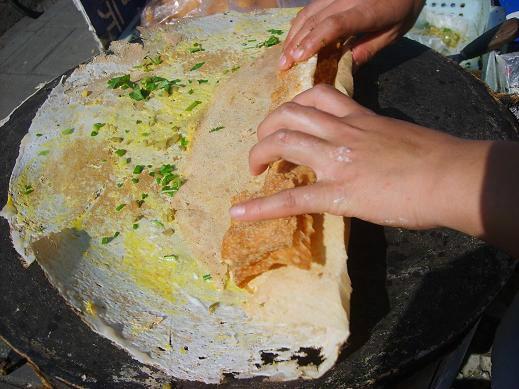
[74,0,146,47]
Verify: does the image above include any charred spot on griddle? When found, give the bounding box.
[290,347,324,367]
[198,356,206,360]
[129,36,143,45]
[183,346,188,351]
[260,351,278,365]
[277,347,290,352]
[222,372,239,380]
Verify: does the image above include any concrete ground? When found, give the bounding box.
[0,0,24,36]
[0,0,98,385]
[0,0,99,120]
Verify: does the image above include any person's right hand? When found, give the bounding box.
[230,85,489,236]
[230,85,519,258]
[280,0,425,69]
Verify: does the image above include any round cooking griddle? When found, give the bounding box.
[0,38,517,388]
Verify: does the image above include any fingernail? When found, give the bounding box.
[230,205,246,218]
[279,54,287,68]
[292,47,304,60]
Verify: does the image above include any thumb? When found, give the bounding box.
[352,29,400,66]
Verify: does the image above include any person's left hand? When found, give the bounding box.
[229,84,490,237]
[280,0,425,69]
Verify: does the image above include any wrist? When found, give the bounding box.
[430,139,491,237]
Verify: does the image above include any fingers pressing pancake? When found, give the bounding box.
[249,130,338,177]
[292,84,371,117]
[230,183,335,220]
[257,101,346,142]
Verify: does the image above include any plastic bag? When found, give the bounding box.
[141,0,309,27]
[482,51,519,94]
[497,52,519,94]
[406,8,474,56]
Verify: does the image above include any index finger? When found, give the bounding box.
[292,84,373,117]
[284,7,368,67]
[230,183,337,221]
[284,0,336,50]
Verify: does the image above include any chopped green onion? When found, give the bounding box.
[152,220,164,228]
[61,128,74,135]
[35,133,43,137]
[136,199,144,208]
[93,123,105,130]
[267,29,283,35]
[115,203,126,211]
[209,302,220,313]
[160,164,175,175]
[129,88,150,101]
[185,100,202,111]
[161,176,185,197]
[258,35,280,48]
[135,55,163,71]
[190,62,205,71]
[209,126,225,133]
[101,231,120,244]
[38,150,49,156]
[132,178,139,184]
[141,76,165,92]
[91,131,99,136]
[107,75,135,89]
[202,274,212,281]
[148,55,162,65]
[178,135,188,150]
[22,185,34,195]
[189,43,205,53]
[115,149,127,157]
[197,79,208,84]
[161,173,175,186]
[188,89,194,95]
[133,165,145,174]
[141,193,149,199]
[163,254,179,261]
[132,223,139,230]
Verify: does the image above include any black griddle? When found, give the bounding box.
[0,38,517,388]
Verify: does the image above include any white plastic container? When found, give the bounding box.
[407,0,506,70]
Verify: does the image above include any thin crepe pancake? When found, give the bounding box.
[222,161,316,286]
[2,9,352,383]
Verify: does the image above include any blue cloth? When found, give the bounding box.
[492,291,519,389]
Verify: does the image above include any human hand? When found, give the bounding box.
[230,84,490,237]
[280,0,425,69]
